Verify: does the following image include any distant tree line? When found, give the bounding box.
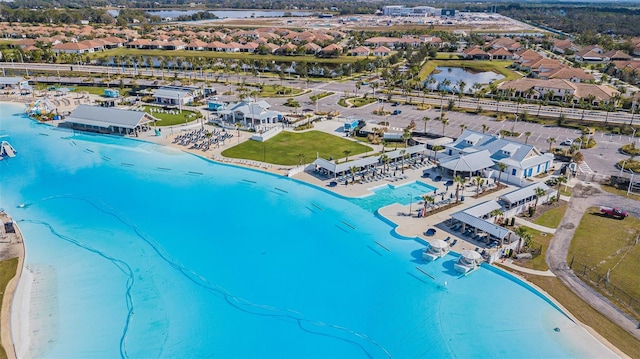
[497,4,640,38]
[174,11,218,21]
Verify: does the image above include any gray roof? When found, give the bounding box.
[450,211,511,239]
[313,156,379,174]
[439,150,495,172]
[499,182,551,204]
[463,200,502,217]
[65,105,154,129]
[153,88,192,99]
[384,144,427,160]
[447,129,540,163]
[0,77,27,86]
[220,100,275,119]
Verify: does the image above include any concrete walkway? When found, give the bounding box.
[547,182,640,340]
[514,217,557,234]
[499,259,556,276]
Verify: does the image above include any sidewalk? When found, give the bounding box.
[499,259,556,277]
[514,217,556,234]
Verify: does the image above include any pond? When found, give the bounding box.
[107,9,315,19]
[424,66,504,93]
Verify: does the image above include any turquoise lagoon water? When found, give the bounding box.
[0,103,616,358]
[352,182,438,213]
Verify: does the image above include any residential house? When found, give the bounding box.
[350,46,370,56]
[52,42,93,54]
[552,39,581,54]
[498,78,619,105]
[319,44,342,57]
[303,43,321,54]
[186,39,208,51]
[488,47,513,60]
[540,67,594,82]
[373,46,391,57]
[574,45,606,63]
[461,46,490,60]
[603,50,632,62]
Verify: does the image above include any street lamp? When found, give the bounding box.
[632,127,637,145]
[619,160,627,177]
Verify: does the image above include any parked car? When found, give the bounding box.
[560,139,573,146]
[391,102,400,106]
[392,109,402,115]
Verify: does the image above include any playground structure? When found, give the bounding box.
[25,98,57,117]
[0,141,16,159]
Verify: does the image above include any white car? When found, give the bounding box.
[560,139,573,146]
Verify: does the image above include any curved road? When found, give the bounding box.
[547,183,640,340]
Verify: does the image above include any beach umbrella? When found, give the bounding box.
[460,250,482,264]
[430,239,449,250]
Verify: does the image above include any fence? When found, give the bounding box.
[570,259,640,318]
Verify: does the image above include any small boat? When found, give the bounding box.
[422,239,450,261]
[454,250,482,274]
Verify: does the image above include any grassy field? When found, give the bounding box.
[534,204,568,228]
[515,272,640,359]
[0,257,18,359]
[221,131,373,165]
[418,59,521,83]
[568,206,640,314]
[89,48,361,65]
[72,86,130,96]
[141,105,200,126]
[516,226,551,271]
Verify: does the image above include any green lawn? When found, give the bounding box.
[533,204,567,229]
[568,206,640,315]
[90,48,360,64]
[0,257,18,359]
[418,59,520,82]
[141,105,200,126]
[221,131,373,165]
[72,86,130,96]
[515,226,551,271]
[259,84,306,97]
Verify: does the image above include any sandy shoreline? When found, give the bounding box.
[0,213,25,359]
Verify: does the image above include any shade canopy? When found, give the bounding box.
[430,239,449,249]
[461,250,482,261]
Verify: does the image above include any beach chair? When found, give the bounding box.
[450,239,458,247]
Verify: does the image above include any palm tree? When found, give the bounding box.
[350,166,358,184]
[422,116,431,133]
[533,187,547,209]
[473,175,484,197]
[439,79,451,119]
[496,162,507,186]
[400,149,406,174]
[441,117,449,136]
[524,131,532,144]
[481,124,489,134]
[432,145,443,162]
[555,176,567,201]
[343,150,352,162]
[456,79,466,107]
[454,175,466,203]
[490,208,505,224]
[459,124,467,134]
[421,194,435,216]
[402,127,411,148]
[546,137,557,153]
[379,154,389,174]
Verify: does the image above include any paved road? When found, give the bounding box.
[547,183,640,340]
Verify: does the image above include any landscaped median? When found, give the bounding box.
[221,130,373,166]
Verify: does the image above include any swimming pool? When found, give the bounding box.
[351,181,438,212]
[0,103,616,358]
